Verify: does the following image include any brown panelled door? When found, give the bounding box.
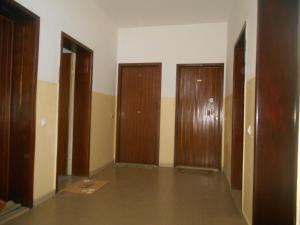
[0,1,39,207]
[117,63,161,165]
[175,64,224,169]
[231,28,246,190]
[0,14,13,201]
[72,51,93,176]
[57,53,72,176]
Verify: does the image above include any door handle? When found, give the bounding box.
[136,110,142,115]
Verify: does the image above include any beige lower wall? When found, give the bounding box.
[223,78,256,225]
[159,97,176,166]
[34,80,116,201]
[34,81,58,200]
[242,78,255,224]
[90,92,116,172]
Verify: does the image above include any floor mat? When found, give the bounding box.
[63,179,108,195]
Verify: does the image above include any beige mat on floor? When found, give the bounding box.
[63,179,108,195]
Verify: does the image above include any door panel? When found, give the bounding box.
[231,46,245,190]
[9,19,39,207]
[57,53,72,176]
[117,64,161,165]
[175,65,223,169]
[0,2,39,208]
[0,15,13,201]
[72,51,92,177]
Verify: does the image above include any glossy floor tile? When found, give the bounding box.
[5,167,247,225]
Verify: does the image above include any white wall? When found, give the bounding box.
[118,23,227,97]
[16,0,117,95]
[118,23,227,166]
[14,0,118,201]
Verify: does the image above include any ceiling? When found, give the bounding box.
[94,0,235,28]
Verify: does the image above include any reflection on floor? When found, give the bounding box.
[6,166,247,225]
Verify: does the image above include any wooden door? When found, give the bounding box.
[117,64,161,165]
[0,15,13,202]
[9,19,39,207]
[175,64,224,169]
[231,29,245,190]
[57,53,72,176]
[0,2,39,207]
[72,51,92,176]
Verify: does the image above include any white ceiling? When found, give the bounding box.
[94,0,234,28]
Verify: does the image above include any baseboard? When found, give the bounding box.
[159,163,174,168]
[89,161,114,177]
[242,210,251,225]
[223,172,250,225]
[33,191,55,207]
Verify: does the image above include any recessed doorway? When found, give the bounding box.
[0,1,40,208]
[56,33,93,191]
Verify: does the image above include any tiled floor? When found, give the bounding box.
[6,166,247,225]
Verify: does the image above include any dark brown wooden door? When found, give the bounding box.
[117,64,161,165]
[9,19,39,207]
[231,30,245,190]
[175,64,223,169]
[57,53,72,176]
[72,51,92,176]
[0,3,39,207]
[0,14,13,202]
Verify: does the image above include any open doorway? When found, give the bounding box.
[0,2,39,208]
[56,33,93,191]
[231,26,246,203]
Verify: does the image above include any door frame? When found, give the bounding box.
[115,63,162,165]
[253,0,298,224]
[174,63,224,169]
[231,25,246,190]
[0,1,39,208]
[56,32,93,191]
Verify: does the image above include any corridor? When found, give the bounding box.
[6,167,246,225]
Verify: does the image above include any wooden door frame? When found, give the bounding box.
[0,1,39,208]
[56,32,93,191]
[253,0,299,224]
[115,63,162,165]
[231,25,246,190]
[174,63,224,169]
